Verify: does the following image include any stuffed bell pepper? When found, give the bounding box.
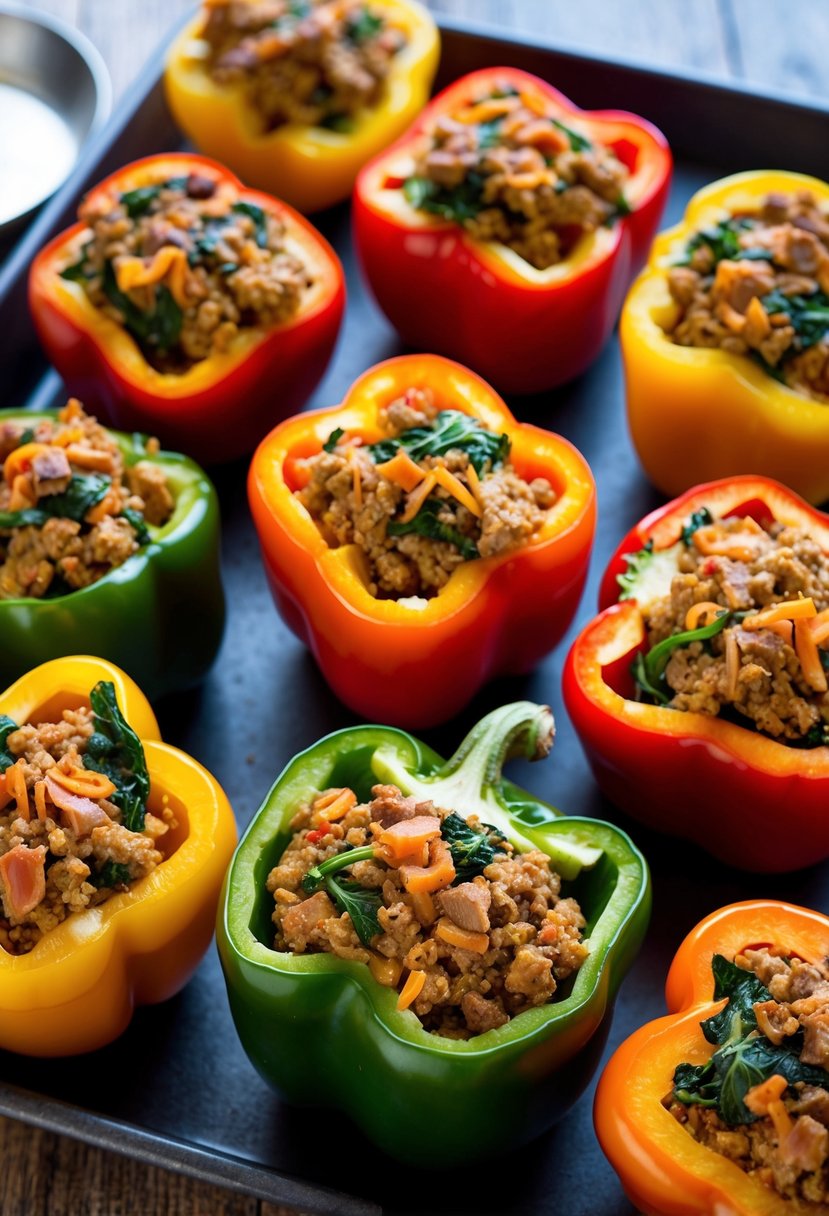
[248,353,596,727]
[164,0,439,214]
[0,399,223,699]
[564,476,829,873]
[29,153,345,464]
[596,900,829,1216]
[623,170,829,503]
[353,66,671,394]
[0,655,236,1056]
[219,700,649,1163]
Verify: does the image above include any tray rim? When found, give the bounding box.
[2,10,829,1213]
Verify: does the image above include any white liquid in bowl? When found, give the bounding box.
[0,82,78,224]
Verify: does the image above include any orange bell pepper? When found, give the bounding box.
[28,153,345,465]
[248,353,596,727]
[623,170,829,504]
[164,0,440,214]
[595,899,829,1216]
[0,655,237,1057]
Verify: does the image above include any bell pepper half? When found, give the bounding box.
[248,353,596,728]
[595,899,829,1216]
[0,408,224,700]
[0,655,237,1056]
[563,475,829,873]
[623,170,829,504]
[353,66,671,394]
[164,0,440,214]
[218,700,649,1163]
[29,153,345,465]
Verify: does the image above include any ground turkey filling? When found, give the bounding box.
[0,692,174,956]
[0,399,173,600]
[63,170,311,369]
[666,190,829,402]
[635,512,829,743]
[199,0,406,132]
[268,783,588,1038]
[668,948,829,1206]
[298,387,555,598]
[403,87,630,270]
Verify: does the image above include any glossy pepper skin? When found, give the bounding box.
[623,170,829,504]
[353,67,671,394]
[248,353,596,728]
[0,409,224,700]
[0,655,237,1057]
[164,0,439,214]
[563,476,829,873]
[218,701,650,1164]
[595,900,829,1216]
[29,154,345,465]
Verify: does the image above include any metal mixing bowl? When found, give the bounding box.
[0,3,111,240]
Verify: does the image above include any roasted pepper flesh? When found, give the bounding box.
[29,154,345,464]
[353,66,671,393]
[219,702,649,1163]
[623,170,829,504]
[0,655,237,1057]
[595,900,829,1216]
[164,0,440,213]
[249,353,596,727]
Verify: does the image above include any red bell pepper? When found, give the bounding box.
[249,353,596,728]
[352,67,671,394]
[563,476,829,873]
[29,153,345,465]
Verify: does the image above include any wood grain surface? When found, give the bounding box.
[4,1,828,1213]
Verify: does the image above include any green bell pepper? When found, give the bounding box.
[0,410,224,699]
[218,702,650,1165]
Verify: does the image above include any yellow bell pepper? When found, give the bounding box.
[622,170,829,504]
[164,0,440,213]
[0,655,237,1057]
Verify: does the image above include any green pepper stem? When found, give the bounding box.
[372,703,554,852]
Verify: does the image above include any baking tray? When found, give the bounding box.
[1,16,829,1216]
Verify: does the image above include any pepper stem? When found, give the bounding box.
[371,703,556,852]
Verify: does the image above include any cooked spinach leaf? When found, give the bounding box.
[102,261,183,356]
[231,201,269,249]
[345,8,383,43]
[678,217,759,267]
[319,113,354,133]
[633,611,733,704]
[60,242,93,282]
[84,680,149,832]
[761,287,829,352]
[119,506,151,545]
[323,426,345,453]
[403,172,487,224]
[387,497,479,560]
[300,844,381,945]
[368,409,510,475]
[92,860,132,889]
[0,474,111,530]
[440,813,508,882]
[701,954,770,1045]
[0,715,18,774]
[119,177,188,219]
[681,506,714,545]
[551,118,592,152]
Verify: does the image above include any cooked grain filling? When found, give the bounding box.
[298,387,555,598]
[62,171,311,369]
[666,190,829,402]
[403,86,630,270]
[0,399,173,601]
[269,782,587,1038]
[200,0,406,132]
[668,948,829,1206]
[0,687,175,956]
[634,512,829,744]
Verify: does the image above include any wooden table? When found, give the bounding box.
[5,2,828,1213]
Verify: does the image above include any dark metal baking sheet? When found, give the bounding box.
[1,17,828,1216]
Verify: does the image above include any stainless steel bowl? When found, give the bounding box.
[0,3,111,238]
